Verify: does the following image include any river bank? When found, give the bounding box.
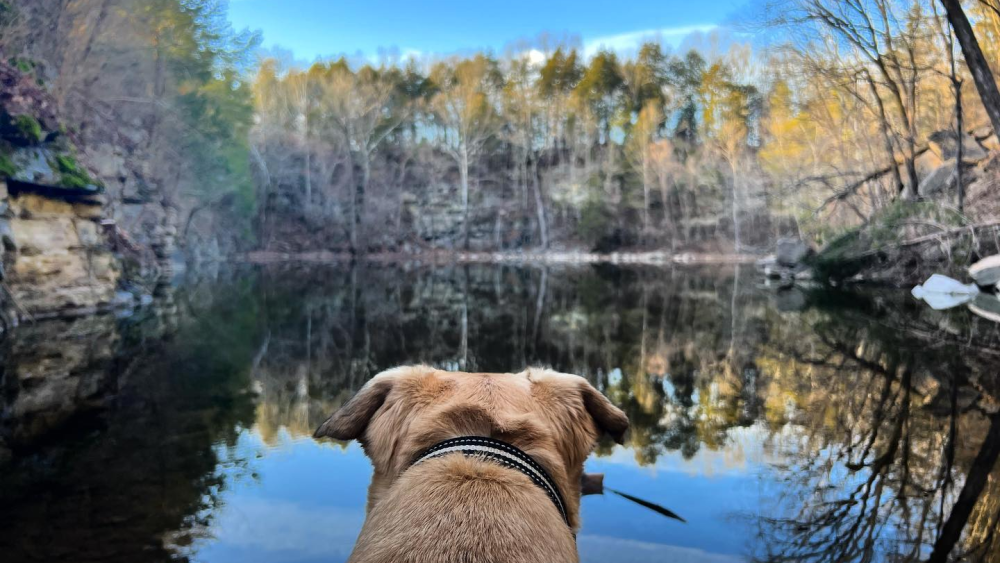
[239,249,761,266]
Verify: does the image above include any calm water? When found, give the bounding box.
[2,263,999,563]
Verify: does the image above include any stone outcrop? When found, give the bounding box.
[776,237,814,267]
[1,56,176,286]
[0,180,119,322]
[928,130,989,163]
[917,130,993,198]
[757,237,815,288]
[918,159,960,197]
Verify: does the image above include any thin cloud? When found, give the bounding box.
[583,24,718,57]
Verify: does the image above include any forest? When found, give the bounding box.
[1,0,1000,269]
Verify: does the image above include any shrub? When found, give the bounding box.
[12,114,43,144]
[53,154,99,189]
[7,57,34,74]
[0,151,15,178]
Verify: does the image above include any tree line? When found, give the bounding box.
[250,43,772,254]
[251,0,1000,255]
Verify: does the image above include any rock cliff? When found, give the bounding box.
[0,179,118,322]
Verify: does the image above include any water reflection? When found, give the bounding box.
[0,263,998,562]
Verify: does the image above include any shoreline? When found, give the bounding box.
[237,249,762,266]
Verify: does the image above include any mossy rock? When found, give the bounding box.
[52,154,101,190]
[0,151,15,178]
[811,201,971,284]
[14,115,42,143]
[1,114,44,146]
[7,57,34,74]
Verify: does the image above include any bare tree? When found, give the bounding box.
[321,63,409,254]
[793,0,927,198]
[430,55,504,250]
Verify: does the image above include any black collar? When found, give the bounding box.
[410,436,569,527]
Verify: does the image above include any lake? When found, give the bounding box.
[1,263,999,563]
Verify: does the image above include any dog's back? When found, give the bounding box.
[349,456,577,563]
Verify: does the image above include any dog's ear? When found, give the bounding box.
[579,379,629,444]
[314,373,396,441]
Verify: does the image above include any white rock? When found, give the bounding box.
[969,255,1000,287]
[912,274,980,310]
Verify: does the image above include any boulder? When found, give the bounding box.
[972,126,1000,152]
[911,274,979,310]
[928,130,989,163]
[917,161,957,198]
[915,149,943,180]
[969,255,1000,287]
[776,238,814,267]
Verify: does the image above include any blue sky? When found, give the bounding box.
[228,0,750,63]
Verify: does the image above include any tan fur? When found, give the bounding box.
[315,366,629,563]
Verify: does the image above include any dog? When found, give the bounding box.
[314,365,629,563]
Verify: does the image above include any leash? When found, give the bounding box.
[410,435,570,528]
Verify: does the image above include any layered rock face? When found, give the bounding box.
[0,180,118,320]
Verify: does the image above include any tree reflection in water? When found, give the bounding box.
[0,263,997,562]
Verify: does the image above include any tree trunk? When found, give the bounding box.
[351,152,370,255]
[955,77,965,214]
[641,150,650,235]
[730,163,742,253]
[304,145,312,212]
[531,156,549,249]
[940,0,1000,136]
[902,154,919,200]
[302,112,312,215]
[459,146,470,251]
[865,75,905,196]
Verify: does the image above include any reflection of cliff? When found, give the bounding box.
[0,315,123,451]
[0,278,257,563]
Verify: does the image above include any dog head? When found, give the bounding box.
[314,365,629,527]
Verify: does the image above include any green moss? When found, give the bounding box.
[0,151,15,177]
[7,57,33,74]
[53,154,100,190]
[12,114,43,144]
